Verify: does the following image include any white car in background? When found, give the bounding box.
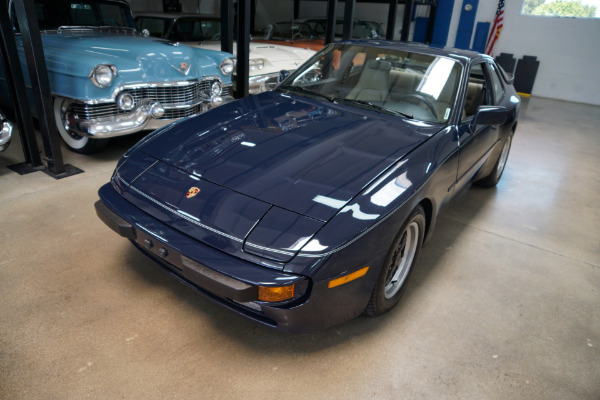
[135,13,316,94]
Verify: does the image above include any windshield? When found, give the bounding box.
[268,22,315,40]
[279,44,462,123]
[137,17,221,42]
[307,19,384,39]
[13,0,135,31]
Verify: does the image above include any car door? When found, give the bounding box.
[455,62,501,189]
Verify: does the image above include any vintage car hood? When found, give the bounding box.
[19,33,232,100]
[38,33,225,75]
[190,41,315,74]
[139,91,439,223]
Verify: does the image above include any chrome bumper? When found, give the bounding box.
[0,119,13,151]
[248,72,285,94]
[70,95,234,139]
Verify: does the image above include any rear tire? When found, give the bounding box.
[475,135,512,188]
[366,206,426,316]
[54,97,108,154]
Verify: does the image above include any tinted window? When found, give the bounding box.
[16,0,135,31]
[487,62,505,104]
[463,63,492,119]
[136,17,170,37]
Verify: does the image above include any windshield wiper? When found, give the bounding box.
[337,98,413,119]
[279,85,337,103]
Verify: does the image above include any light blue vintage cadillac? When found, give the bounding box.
[0,0,235,154]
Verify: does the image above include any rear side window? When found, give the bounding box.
[487,62,505,104]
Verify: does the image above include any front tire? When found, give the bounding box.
[54,97,108,154]
[366,206,426,316]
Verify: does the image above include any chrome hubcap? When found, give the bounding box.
[384,221,419,299]
[495,136,512,180]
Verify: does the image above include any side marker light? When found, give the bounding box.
[328,266,369,289]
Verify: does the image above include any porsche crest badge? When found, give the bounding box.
[186,187,200,198]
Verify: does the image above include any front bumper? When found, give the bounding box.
[96,183,376,333]
[0,118,13,152]
[69,95,234,139]
[66,78,234,139]
[248,72,283,95]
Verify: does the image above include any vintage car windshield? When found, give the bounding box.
[279,44,462,123]
[307,19,384,39]
[266,22,315,40]
[137,16,221,42]
[13,0,136,31]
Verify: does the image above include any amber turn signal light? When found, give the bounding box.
[328,266,369,289]
[257,284,295,302]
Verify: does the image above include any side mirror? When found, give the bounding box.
[470,106,509,132]
[279,70,291,84]
[142,28,150,37]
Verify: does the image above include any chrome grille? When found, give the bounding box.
[71,80,232,120]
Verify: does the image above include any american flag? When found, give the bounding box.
[485,0,505,55]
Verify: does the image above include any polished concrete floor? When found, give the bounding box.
[0,96,598,399]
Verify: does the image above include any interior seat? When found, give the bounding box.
[346,60,392,102]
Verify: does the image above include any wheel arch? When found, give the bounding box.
[417,197,434,243]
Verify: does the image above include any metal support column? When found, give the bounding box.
[0,2,42,173]
[400,0,415,41]
[324,0,337,45]
[293,0,300,19]
[220,0,234,54]
[386,0,398,40]
[342,0,356,40]
[236,0,250,98]
[425,1,437,43]
[12,0,82,178]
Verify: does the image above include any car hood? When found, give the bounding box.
[140,91,438,223]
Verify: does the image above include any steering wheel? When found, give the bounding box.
[399,93,438,117]
[292,32,303,40]
[211,33,221,40]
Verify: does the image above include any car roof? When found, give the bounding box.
[332,39,490,65]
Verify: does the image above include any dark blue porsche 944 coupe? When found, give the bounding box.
[96,41,519,333]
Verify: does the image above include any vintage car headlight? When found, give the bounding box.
[249,60,256,71]
[220,57,235,75]
[211,81,223,97]
[117,93,135,111]
[90,64,117,88]
[256,59,264,70]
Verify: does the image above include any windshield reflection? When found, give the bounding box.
[279,44,462,123]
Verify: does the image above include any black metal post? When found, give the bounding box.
[13,0,77,178]
[236,0,250,98]
[0,2,42,172]
[324,0,337,45]
[342,0,355,40]
[250,0,256,34]
[425,1,437,43]
[220,0,234,54]
[293,0,300,19]
[400,0,414,41]
[386,0,398,40]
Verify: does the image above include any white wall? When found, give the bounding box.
[449,0,600,105]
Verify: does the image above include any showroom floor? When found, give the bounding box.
[0,96,598,399]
